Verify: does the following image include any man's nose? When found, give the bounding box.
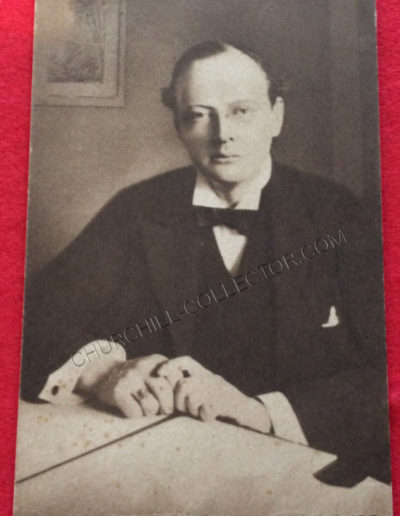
[212,113,234,143]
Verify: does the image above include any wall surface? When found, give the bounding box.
[27,0,369,274]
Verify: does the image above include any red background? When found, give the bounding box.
[0,0,398,514]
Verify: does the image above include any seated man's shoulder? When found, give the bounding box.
[119,166,194,198]
[276,162,356,205]
[275,162,362,224]
[106,166,195,215]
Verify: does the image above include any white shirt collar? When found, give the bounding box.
[192,155,272,210]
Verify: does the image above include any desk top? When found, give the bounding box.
[15,400,168,482]
[14,401,392,516]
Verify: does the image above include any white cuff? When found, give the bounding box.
[257,391,308,445]
[38,340,126,405]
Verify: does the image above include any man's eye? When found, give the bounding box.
[184,112,206,122]
[233,107,252,116]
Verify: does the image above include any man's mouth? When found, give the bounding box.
[210,153,240,164]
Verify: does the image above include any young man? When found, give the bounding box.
[22,41,390,482]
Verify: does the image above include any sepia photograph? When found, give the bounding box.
[13,0,393,514]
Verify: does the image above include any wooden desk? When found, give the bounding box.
[14,401,392,516]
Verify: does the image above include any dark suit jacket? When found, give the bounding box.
[21,162,390,482]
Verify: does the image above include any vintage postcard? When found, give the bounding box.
[14,1,393,515]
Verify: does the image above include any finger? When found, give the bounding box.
[174,378,189,414]
[168,356,207,376]
[114,373,149,415]
[199,403,217,422]
[186,393,202,419]
[158,356,207,388]
[145,376,174,415]
[113,388,143,418]
[157,362,185,390]
[132,388,159,416]
[136,354,168,375]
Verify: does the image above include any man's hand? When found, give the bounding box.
[158,356,272,433]
[94,354,174,418]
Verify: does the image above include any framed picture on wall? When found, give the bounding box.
[33,0,126,107]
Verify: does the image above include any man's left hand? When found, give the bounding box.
[157,356,272,433]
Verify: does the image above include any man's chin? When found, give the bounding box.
[199,164,252,186]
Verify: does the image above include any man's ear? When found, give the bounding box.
[271,96,284,137]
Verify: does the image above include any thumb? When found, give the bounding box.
[199,403,217,423]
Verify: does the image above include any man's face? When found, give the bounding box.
[174,47,284,185]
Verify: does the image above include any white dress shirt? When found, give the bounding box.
[192,157,271,275]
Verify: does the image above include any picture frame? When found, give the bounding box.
[33,0,126,107]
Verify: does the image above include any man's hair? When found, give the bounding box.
[161,40,285,114]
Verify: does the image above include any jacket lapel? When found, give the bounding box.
[269,163,314,308]
[139,168,199,357]
[266,163,317,381]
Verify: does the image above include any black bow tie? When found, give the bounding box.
[193,206,257,236]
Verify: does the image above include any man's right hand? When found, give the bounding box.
[94,354,174,418]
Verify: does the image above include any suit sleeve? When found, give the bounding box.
[282,188,391,482]
[20,191,138,401]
